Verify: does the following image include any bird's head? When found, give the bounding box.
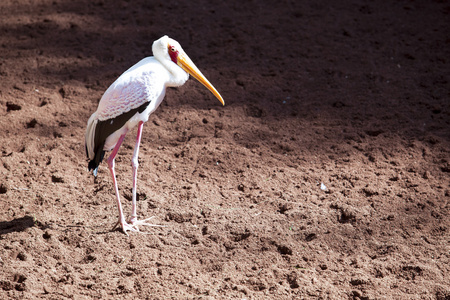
[152,35,224,106]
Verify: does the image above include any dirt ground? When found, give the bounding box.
[0,0,449,299]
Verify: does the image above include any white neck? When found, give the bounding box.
[160,59,189,87]
[152,35,190,87]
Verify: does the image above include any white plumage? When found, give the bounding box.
[85,35,224,234]
[85,57,168,159]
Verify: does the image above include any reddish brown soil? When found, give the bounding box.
[1,0,449,299]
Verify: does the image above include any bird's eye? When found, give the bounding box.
[168,45,178,63]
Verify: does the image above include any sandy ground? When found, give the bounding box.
[0,0,449,299]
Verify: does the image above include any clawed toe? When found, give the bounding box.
[112,216,165,235]
[131,216,165,227]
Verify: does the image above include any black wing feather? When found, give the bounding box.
[88,101,150,175]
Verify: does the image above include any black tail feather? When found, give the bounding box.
[86,101,150,177]
[88,150,105,177]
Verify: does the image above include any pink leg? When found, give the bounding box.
[130,121,144,223]
[107,132,129,233]
[128,121,164,230]
[107,123,163,235]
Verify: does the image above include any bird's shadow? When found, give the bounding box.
[0,216,35,235]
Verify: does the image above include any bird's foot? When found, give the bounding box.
[112,216,165,235]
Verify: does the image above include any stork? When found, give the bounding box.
[85,35,224,234]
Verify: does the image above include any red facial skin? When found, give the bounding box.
[168,45,179,64]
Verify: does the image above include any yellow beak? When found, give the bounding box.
[177,53,225,106]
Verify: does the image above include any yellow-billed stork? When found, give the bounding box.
[85,35,224,234]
